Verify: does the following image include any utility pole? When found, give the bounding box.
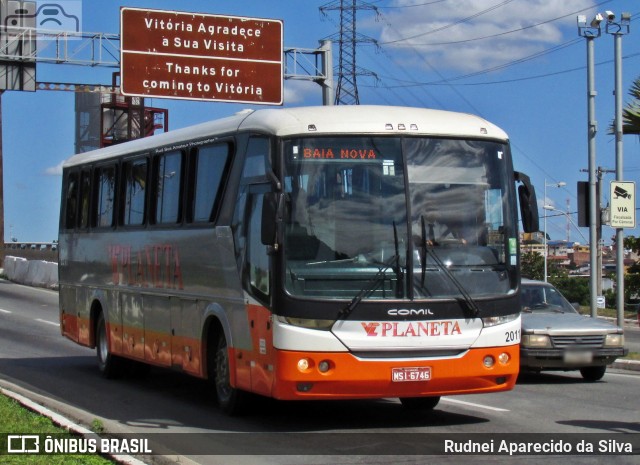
[0,91,4,266]
[577,14,601,318]
[320,0,377,105]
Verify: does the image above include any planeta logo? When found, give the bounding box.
[361,321,461,337]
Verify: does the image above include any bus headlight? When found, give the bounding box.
[604,334,624,347]
[482,313,518,328]
[276,316,334,330]
[521,334,551,348]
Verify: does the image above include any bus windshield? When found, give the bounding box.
[282,136,516,301]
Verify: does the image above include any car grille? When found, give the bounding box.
[551,335,604,348]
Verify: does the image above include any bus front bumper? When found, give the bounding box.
[270,345,519,401]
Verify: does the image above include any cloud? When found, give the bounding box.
[376,0,595,72]
[44,161,64,176]
[284,80,322,104]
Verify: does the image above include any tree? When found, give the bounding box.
[610,75,640,136]
[520,251,544,281]
[520,251,567,282]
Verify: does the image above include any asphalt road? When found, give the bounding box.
[0,280,639,465]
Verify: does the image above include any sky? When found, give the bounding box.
[2,0,639,245]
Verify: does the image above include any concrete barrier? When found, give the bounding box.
[3,256,58,289]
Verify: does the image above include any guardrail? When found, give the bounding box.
[2,256,58,289]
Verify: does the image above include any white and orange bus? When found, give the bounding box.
[59,105,538,414]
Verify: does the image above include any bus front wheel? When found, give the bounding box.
[95,312,122,379]
[211,333,246,415]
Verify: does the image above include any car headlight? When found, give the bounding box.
[604,333,624,347]
[521,334,551,348]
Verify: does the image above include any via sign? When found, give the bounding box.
[120,7,283,104]
[610,181,636,228]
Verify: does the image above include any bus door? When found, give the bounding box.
[233,136,276,397]
[245,188,274,396]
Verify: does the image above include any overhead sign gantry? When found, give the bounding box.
[120,7,284,105]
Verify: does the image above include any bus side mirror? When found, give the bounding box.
[515,171,539,233]
[261,192,282,252]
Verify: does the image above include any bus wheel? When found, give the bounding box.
[399,396,440,411]
[96,312,122,379]
[211,333,245,415]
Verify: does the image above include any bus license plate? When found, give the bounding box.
[392,367,431,382]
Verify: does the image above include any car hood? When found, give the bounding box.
[521,312,622,335]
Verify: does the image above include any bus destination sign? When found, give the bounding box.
[120,7,283,104]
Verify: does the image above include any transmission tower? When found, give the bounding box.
[320,0,377,105]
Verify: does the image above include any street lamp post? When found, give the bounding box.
[543,206,588,243]
[543,180,566,282]
[605,12,631,328]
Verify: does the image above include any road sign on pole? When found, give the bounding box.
[120,7,283,104]
[610,181,635,228]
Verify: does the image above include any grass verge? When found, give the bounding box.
[0,392,114,464]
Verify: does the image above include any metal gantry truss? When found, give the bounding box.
[0,27,334,102]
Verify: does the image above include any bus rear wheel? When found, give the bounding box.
[399,396,441,411]
[211,332,245,415]
[95,312,122,379]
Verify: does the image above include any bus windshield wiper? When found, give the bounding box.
[339,254,398,319]
[420,216,428,286]
[418,215,480,318]
[428,250,480,317]
[340,222,404,319]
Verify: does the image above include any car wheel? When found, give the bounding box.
[580,366,606,381]
[399,396,440,411]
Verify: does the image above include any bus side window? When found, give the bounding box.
[154,150,183,224]
[242,137,269,179]
[79,170,91,230]
[191,143,231,223]
[247,193,270,301]
[123,158,148,226]
[64,171,79,229]
[93,165,116,228]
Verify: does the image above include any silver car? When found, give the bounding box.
[520,279,627,381]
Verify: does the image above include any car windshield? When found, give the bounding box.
[521,283,578,313]
[281,136,517,301]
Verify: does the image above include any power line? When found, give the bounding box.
[379,0,516,45]
[401,0,615,46]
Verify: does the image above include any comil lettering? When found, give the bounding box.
[388,308,434,316]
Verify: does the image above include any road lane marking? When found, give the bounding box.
[0,309,11,314]
[442,397,510,412]
[606,372,640,380]
[35,318,60,327]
